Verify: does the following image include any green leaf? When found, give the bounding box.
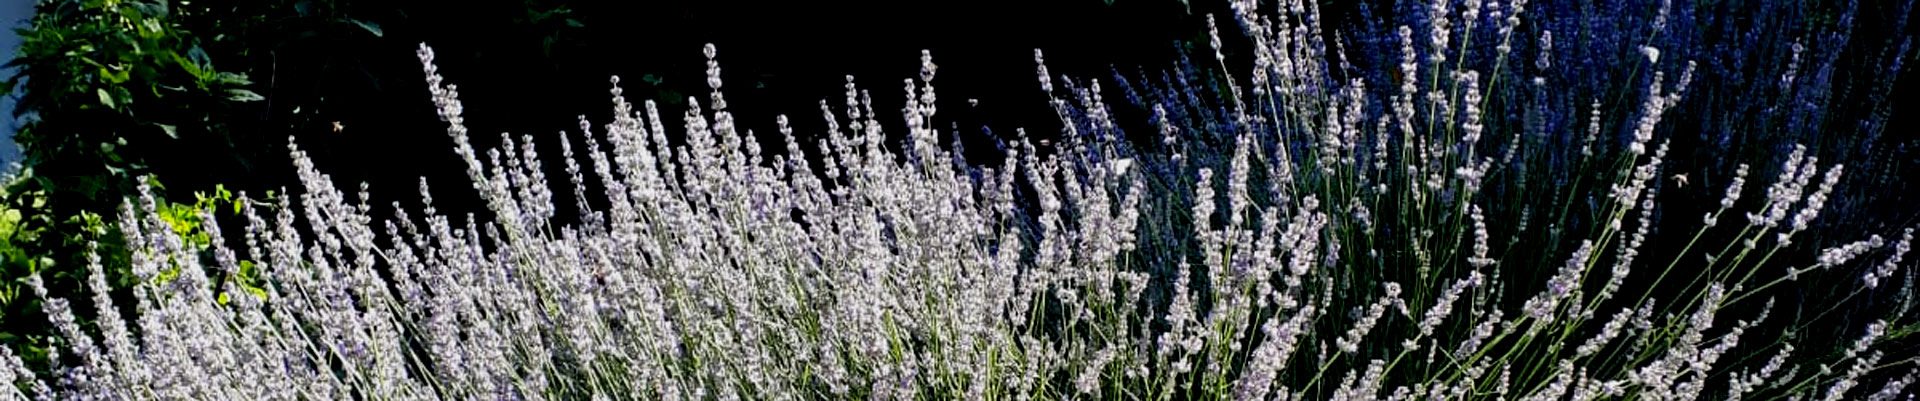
[225,89,263,102]
[131,1,170,18]
[155,123,177,139]
[347,19,383,37]
[564,18,584,28]
[96,88,115,109]
[140,18,165,38]
[173,53,208,81]
[186,44,212,70]
[99,66,129,84]
[214,72,252,86]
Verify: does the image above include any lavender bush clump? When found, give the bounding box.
[3,0,1917,399]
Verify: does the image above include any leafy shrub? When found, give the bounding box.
[0,0,582,374]
[0,0,1915,399]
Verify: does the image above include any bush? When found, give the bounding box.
[0,0,1915,399]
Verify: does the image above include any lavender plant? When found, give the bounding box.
[2,0,1916,400]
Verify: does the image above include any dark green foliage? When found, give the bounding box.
[0,0,588,359]
[0,0,261,365]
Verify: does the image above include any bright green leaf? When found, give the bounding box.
[96,88,115,109]
[99,66,129,84]
[155,123,177,139]
[173,53,208,80]
[141,19,164,37]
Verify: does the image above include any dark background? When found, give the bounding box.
[239,0,1238,221]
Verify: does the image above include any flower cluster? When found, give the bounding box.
[1,0,1915,399]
